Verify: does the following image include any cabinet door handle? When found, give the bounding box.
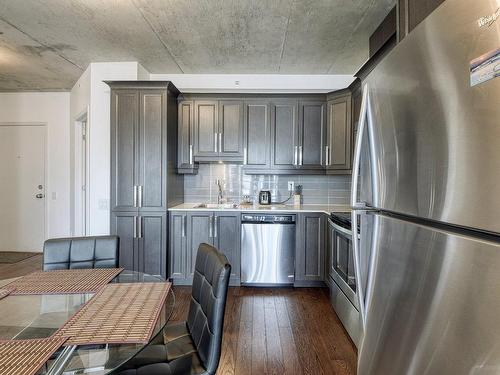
[189,144,193,165]
[243,147,248,165]
[325,146,330,166]
[294,146,298,166]
[138,216,142,239]
[138,185,143,208]
[133,186,138,207]
[299,145,303,166]
[182,215,186,237]
[133,215,137,238]
[219,133,222,153]
[209,216,213,238]
[214,133,218,153]
[214,215,218,238]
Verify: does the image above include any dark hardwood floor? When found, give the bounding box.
[172,286,357,375]
[0,255,358,375]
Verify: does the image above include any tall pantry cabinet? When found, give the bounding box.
[107,81,183,278]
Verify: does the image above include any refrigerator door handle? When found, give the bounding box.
[351,83,370,209]
[352,212,366,330]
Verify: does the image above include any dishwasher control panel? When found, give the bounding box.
[241,214,295,224]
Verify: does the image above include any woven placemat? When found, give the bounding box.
[55,282,171,345]
[4,268,123,295]
[0,337,67,375]
[0,290,11,301]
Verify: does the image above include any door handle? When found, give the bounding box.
[299,145,303,166]
[133,186,138,207]
[214,215,218,238]
[35,193,44,199]
[209,216,213,238]
[214,133,218,153]
[138,186,143,208]
[243,147,248,165]
[325,146,330,166]
[137,216,142,239]
[219,133,222,153]
[189,145,193,165]
[294,146,298,166]
[133,216,137,239]
[351,83,370,209]
[182,215,187,237]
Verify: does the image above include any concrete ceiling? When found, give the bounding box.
[0,0,394,91]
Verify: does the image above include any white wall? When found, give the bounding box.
[0,92,71,240]
[149,73,355,93]
[70,65,91,235]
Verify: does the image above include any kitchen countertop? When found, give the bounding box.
[168,203,351,214]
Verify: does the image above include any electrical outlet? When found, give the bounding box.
[288,181,295,192]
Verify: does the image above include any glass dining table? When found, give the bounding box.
[0,270,175,375]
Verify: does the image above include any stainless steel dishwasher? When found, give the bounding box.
[240,213,296,286]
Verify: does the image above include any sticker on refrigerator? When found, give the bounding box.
[470,48,500,87]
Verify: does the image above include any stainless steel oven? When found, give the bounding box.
[328,213,361,346]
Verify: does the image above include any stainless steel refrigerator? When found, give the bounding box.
[351,0,500,374]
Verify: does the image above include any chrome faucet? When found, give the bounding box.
[216,179,224,204]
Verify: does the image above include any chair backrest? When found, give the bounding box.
[187,243,231,375]
[43,235,119,271]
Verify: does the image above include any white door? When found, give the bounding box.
[0,125,45,252]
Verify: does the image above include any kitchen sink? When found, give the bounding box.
[195,203,239,209]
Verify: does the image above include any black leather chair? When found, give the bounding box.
[42,235,119,271]
[117,243,231,375]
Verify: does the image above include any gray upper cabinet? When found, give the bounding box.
[243,100,271,170]
[326,92,352,173]
[295,212,326,286]
[271,100,299,170]
[110,90,139,212]
[219,100,244,160]
[194,100,218,158]
[138,90,167,211]
[177,93,352,175]
[177,101,197,174]
[298,101,326,170]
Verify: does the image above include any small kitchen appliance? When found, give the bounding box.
[258,190,271,205]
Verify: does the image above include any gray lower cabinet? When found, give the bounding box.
[326,92,353,173]
[111,211,138,273]
[214,212,241,283]
[187,211,213,279]
[111,211,167,278]
[169,211,241,286]
[169,212,187,280]
[138,212,167,277]
[295,212,326,286]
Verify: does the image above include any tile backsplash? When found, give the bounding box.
[183,164,351,205]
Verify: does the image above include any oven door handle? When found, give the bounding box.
[328,219,353,237]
